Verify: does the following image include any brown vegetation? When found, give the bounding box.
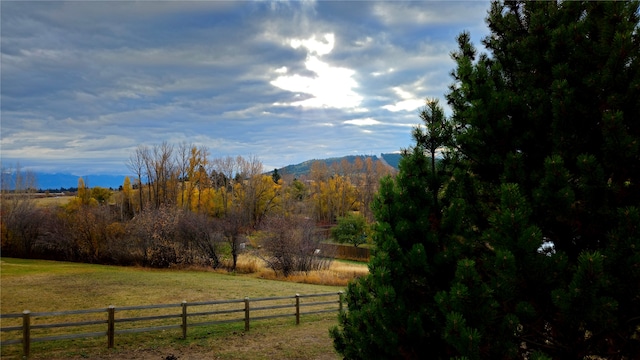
[1,146,389,275]
[1,258,357,359]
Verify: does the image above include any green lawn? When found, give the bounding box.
[0,258,344,359]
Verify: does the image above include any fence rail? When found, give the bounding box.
[0,291,344,358]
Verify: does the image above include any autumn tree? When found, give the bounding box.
[308,161,330,222]
[235,174,282,227]
[211,155,239,216]
[62,204,114,263]
[176,141,193,210]
[118,176,134,220]
[308,160,358,223]
[284,177,309,215]
[189,146,210,212]
[128,205,180,267]
[355,157,391,222]
[91,186,111,205]
[0,164,43,257]
[76,177,94,206]
[226,155,282,227]
[151,141,177,208]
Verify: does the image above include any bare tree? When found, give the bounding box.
[356,157,392,222]
[218,207,247,271]
[128,145,149,212]
[0,164,43,257]
[176,141,193,210]
[152,141,176,208]
[259,215,332,277]
[176,211,222,268]
[128,205,180,267]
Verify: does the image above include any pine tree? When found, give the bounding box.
[331,1,640,359]
[330,100,458,359]
[447,1,640,357]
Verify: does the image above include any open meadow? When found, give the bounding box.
[0,258,366,359]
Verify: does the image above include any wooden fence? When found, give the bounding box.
[319,243,370,261]
[0,291,344,358]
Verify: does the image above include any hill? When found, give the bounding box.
[274,153,401,178]
[27,154,403,190]
[379,153,402,169]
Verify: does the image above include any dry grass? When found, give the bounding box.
[9,316,342,360]
[182,252,369,287]
[0,258,349,359]
[220,254,369,287]
[30,195,74,208]
[0,258,348,314]
[253,259,369,286]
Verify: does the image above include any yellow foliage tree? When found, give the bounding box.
[233,174,282,226]
[310,174,357,224]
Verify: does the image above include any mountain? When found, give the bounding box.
[35,173,126,191]
[379,153,402,170]
[29,153,403,191]
[274,153,401,178]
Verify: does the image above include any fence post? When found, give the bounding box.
[244,297,250,332]
[181,301,188,339]
[22,310,30,358]
[295,294,300,325]
[338,291,344,313]
[107,306,115,349]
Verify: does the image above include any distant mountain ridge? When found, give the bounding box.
[33,174,127,191]
[32,153,403,190]
[275,153,402,178]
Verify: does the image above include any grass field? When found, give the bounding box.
[32,195,74,208]
[0,194,74,208]
[0,258,352,359]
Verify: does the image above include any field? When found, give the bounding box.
[32,195,75,208]
[0,258,362,359]
[0,193,75,208]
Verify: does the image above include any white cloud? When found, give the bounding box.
[290,33,335,56]
[371,68,395,77]
[373,2,490,28]
[344,118,381,126]
[270,33,363,109]
[383,87,425,112]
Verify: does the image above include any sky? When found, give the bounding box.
[1,0,491,176]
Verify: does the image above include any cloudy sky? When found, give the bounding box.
[1,1,490,176]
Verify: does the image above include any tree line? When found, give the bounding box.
[1,148,392,274]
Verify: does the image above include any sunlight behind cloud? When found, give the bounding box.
[344,118,381,126]
[1,0,491,175]
[270,33,363,109]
